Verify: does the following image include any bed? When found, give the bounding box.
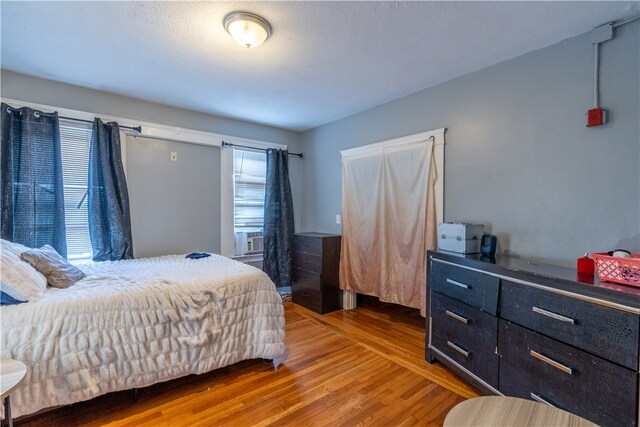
[0,253,286,418]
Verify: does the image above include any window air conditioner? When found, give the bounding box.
[235,231,264,256]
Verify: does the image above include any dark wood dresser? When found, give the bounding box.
[291,232,342,314]
[426,251,640,427]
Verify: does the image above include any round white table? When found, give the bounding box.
[444,396,597,427]
[1,360,27,427]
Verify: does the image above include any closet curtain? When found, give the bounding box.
[339,137,438,315]
[263,148,294,287]
[0,103,67,257]
[88,118,134,261]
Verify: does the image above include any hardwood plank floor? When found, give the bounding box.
[17,298,479,427]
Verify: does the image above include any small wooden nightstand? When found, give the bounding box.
[1,359,27,427]
[444,396,596,426]
[291,232,341,314]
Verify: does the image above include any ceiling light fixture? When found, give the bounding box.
[224,12,272,49]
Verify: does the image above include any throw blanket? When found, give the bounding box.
[1,254,285,418]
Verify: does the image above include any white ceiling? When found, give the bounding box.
[1,1,638,131]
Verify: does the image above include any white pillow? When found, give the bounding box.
[6,240,31,254]
[1,239,47,302]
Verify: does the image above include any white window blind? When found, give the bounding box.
[59,119,93,261]
[233,149,266,233]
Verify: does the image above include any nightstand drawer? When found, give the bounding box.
[431,292,498,355]
[430,294,499,388]
[430,259,500,315]
[431,331,499,389]
[293,234,322,256]
[292,251,322,274]
[292,268,322,292]
[500,280,640,369]
[292,286,322,313]
[499,320,637,427]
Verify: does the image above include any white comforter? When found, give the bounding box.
[0,254,285,418]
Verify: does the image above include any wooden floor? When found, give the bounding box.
[17,298,479,427]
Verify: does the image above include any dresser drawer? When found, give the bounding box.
[500,280,640,369]
[292,286,322,313]
[431,292,498,354]
[292,268,321,292]
[430,259,500,315]
[292,251,322,274]
[430,302,499,388]
[293,235,322,256]
[499,320,637,427]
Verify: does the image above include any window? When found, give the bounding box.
[233,149,266,234]
[59,119,93,261]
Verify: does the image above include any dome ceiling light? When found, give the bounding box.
[224,12,272,49]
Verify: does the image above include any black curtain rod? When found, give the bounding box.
[5,106,142,133]
[59,116,142,133]
[222,141,303,158]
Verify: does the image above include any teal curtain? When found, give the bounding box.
[88,118,133,261]
[263,149,294,287]
[1,103,67,257]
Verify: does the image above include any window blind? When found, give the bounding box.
[233,149,266,233]
[59,119,92,260]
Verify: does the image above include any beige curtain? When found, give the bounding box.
[339,138,438,315]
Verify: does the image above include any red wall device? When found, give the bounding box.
[587,107,606,127]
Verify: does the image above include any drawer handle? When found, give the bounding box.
[530,350,573,375]
[530,393,557,408]
[447,341,470,357]
[446,278,470,289]
[445,310,469,324]
[532,307,575,325]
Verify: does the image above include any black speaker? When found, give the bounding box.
[481,234,497,255]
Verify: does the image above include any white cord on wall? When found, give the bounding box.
[591,14,640,109]
[613,14,640,28]
[593,43,600,108]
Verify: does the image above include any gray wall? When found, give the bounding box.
[127,137,220,258]
[0,70,300,145]
[301,22,640,267]
[0,70,304,257]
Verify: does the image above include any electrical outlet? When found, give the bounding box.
[170,152,178,161]
[336,214,341,225]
